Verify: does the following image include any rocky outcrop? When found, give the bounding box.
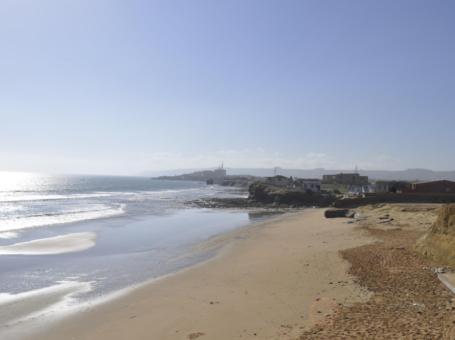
[416,204,455,266]
[220,179,252,188]
[248,183,335,208]
[188,197,296,209]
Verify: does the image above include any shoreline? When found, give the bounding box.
[21,209,373,340]
[0,208,285,340]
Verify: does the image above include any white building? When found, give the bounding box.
[192,163,226,179]
[265,175,289,187]
[349,184,376,194]
[293,179,321,193]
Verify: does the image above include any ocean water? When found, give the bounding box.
[0,172,237,235]
[0,172,283,331]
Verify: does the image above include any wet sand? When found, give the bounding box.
[14,203,455,340]
[23,209,372,340]
[0,281,91,328]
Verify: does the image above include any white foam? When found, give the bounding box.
[0,192,114,203]
[0,188,200,203]
[0,204,125,233]
[0,232,97,255]
[0,231,19,239]
[0,280,93,339]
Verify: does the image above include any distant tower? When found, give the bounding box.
[274,167,277,176]
[355,165,358,174]
[222,161,223,170]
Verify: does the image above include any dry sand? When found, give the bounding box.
[298,203,455,339]
[354,203,441,232]
[25,209,372,340]
[0,232,97,255]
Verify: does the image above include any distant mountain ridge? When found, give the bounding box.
[137,168,455,182]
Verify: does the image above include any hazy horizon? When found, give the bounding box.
[2,1,455,176]
[3,165,455,179]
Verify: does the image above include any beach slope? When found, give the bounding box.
[28,209,370,340]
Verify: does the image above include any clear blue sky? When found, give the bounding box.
[1,0,455,175]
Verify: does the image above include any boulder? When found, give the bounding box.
[324,209,350,218]
[416,204,455,266]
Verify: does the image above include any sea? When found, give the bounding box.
[0,172,237,234]
[0,172,281,334]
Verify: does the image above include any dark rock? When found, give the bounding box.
[345,210,356,218]
[248,183,335,208]
[324,209,350,218]
[220,178,254,188]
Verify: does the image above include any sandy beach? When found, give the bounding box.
[4,201,455,339]
[20,209,371,340]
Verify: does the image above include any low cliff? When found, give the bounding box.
[248,183,335,207]
[416,204,455,266]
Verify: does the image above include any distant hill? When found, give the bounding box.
[137,167,455,182]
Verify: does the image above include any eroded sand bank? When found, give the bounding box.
[21,209,372,340]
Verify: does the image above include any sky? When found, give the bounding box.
[1,0,455,175]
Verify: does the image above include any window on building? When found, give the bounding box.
[278,178,281,181]
[311,184,314,188]
[446,188,451,192]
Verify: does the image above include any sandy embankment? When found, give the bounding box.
[29,209,371,340]
[0,232,97,255]
[297,203,453,339]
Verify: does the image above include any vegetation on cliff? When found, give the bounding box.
[415,204,455,266]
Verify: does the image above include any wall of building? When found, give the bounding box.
[265,176,289,187]
[274,177,288,187]
[375,181,410,193]
[212,169,227,178]
[376,184,390,192]
[403,181,455,193]
[301,182,321,193]
[323,173,368,185]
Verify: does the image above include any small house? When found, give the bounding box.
[375,181,410,193]
[349,184,376,194]
[293,179,321,193]
[322,173,368,186]
[402,180,455,193]
[265,175,290,187]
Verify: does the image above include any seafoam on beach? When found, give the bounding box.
[0,280,92,339]
[0,232,97,255]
